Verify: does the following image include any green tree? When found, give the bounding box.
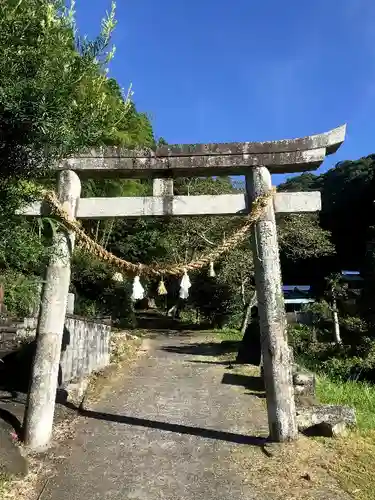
[0,0,155,317]
[278,155,375,278]
[0,0,113,180]
[278,214,334,261]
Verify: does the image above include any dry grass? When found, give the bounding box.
[231,435,348,500]
[319,431,375,499]
[218,359,348,498]
[80,330,143,408]
[110,329,142,365]
[0,411,80,500]
[0,454,49,500]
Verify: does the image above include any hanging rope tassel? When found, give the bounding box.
[208,261,216,278]
[158,279,167,296]
[131,275,145,301]
[179,269,191,299]
[112,272,124,282]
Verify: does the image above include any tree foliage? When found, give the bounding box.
[279,156,375,276]
[278,214,334,261]
[0,0,154,317]
[282,156,375,382]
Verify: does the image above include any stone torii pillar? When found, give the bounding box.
[247,168,297,440]
[23,171,81,450]
[19,125,346,449]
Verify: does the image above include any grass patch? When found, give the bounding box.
[209,328,242,363]
[316,375,375,431]
[224,329,375,498]
[213,328,375,498]
[216,327,243,342]
[309,373,375,498]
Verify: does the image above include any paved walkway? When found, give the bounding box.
[41,333,350,500]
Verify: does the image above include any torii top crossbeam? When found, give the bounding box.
[58,125,346,178]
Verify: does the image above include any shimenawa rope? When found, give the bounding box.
[42,187,275,277]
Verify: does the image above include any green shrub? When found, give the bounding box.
[289,300,375,383]
[290,321,375,382]
[321,355,367,381]
[288,324,316,351]
[0,270,41,317]
[340,316,368,333]
[189,272,235,328]
[179,309,200,325]
[71,250,135,327]
[302,300,332,325]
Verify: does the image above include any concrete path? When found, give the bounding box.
[41,333,350,500]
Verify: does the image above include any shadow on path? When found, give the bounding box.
[135,311,212,332]
[221,373,266,399]
[0,407,22,437]
[64,401,268,448]
[161,341,239,357]
[188,360,236,366]
[221,373,264,391]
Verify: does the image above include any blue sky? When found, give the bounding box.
[75,0,375,184]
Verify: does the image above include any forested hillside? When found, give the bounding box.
[278,156,375,295]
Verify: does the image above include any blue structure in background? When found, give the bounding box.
[341,270,364,288]
[282,285,315,313]
[340,271,364,313]
[282,271,364,321]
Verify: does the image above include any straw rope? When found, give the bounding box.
[42,188,276,277]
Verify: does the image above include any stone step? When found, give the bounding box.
[296,404,356,437]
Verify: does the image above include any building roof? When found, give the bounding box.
[284,298,315,304]
[283,285,311,291]
[283,286,313,302]
[341,271,364,282]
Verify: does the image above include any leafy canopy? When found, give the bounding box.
[0,0,154,183]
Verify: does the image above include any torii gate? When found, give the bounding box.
[20,125,346,450]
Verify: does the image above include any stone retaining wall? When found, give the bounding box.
[60,316,111,385]
[0,315,112,386]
